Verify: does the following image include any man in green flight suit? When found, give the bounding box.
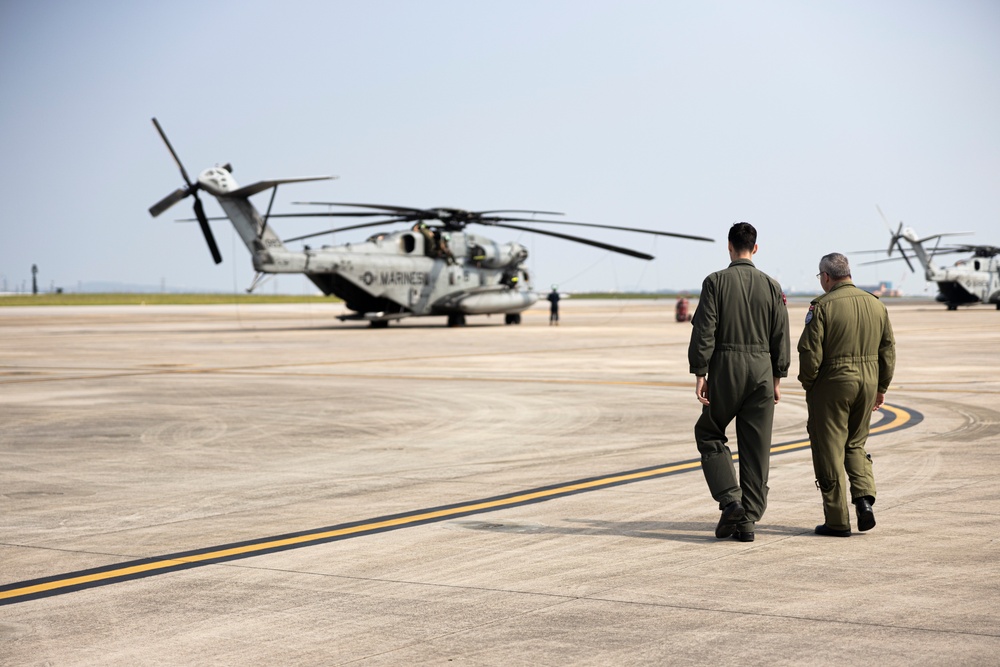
[798,253,895,537]
[689,222,790,542]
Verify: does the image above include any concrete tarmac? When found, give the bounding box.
[1,298,998,666]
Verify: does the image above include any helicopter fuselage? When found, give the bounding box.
[930,256,999,306]
[896,227,1000,309]
[261,231,537,320]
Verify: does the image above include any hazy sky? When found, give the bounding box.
[2,0,998,296]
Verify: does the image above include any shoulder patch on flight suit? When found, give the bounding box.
[805,304,814,324]
[781,292,787,306]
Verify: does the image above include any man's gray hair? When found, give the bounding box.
[820,253,851,279]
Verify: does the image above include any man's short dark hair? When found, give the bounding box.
[728,222,757,253]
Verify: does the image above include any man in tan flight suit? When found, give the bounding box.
[689,222,790,542]
[798,253,895,537]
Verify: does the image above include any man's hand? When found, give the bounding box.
[696,376,710,406]
[773,377,781,404]
[873,392,886,411]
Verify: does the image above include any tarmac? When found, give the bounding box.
[1,298,998,666]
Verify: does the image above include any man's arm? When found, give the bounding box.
[688,277,717,377]
[797,303,824,391]
[770,285,790,379]
[877,307,895,394]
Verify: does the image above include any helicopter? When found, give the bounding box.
[857,207,1000,310]
[148,118,714,327]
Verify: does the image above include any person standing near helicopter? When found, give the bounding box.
[689,222,789,542]
[547,286,561,325]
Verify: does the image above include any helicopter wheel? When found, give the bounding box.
[947,304,958,311]
[504,313,521,325]
[369,320,390,329]
[447,313,466,327]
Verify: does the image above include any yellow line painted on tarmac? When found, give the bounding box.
[1,459,708,603]
[0,403,921,606]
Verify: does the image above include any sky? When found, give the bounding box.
[2,0,998,296]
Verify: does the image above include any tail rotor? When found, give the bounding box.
[149,118,223,264]
[877,206,914,271]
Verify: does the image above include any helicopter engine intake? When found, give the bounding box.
[471,240,528,269]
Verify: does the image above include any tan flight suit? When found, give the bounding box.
[689,259,790,531]
[797,281,895,531]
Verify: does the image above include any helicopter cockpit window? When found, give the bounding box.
[974,260,981,270]
[401,233,416,254]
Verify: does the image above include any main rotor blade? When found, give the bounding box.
[149,187,189,217]
[265,211,408,218]
[860,256,908,267]
[152,118,194,187]
[947,244,1000,257]
[292,203,567,221]
[282,218,413,243]
[292,202,429,215]
[849,248,895,255]
[176,211,392,223]
[474,209,565,216]
[927,247,967,258]
[491,222,654,260]
[479,217,713,242]
[193,195,222,264]
[859,246,914,268]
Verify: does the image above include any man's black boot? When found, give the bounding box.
[854,496,876,532]
[715,501,746,539]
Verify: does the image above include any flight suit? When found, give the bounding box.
[689,259,790,531]
[797,281,895,531]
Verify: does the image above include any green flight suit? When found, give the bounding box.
[797,281,895,531]
[689,259,790,531]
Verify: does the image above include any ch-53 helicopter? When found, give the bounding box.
[148,118,714,327]
[858,207,1000,310]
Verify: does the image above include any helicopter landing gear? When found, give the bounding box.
[369,320,390,328]
[447,313,467,327]
[504,313,521,325]
[947,304,958,311]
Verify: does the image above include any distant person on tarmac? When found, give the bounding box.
[547,287,561,325]
[688,222,790,543]
[798,253,895,537]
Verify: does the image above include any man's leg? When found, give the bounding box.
[845,380,877,502]
[807,385,852,531]
[733,378,775,531]
[694,399,740,508]
[844,379,878,530]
